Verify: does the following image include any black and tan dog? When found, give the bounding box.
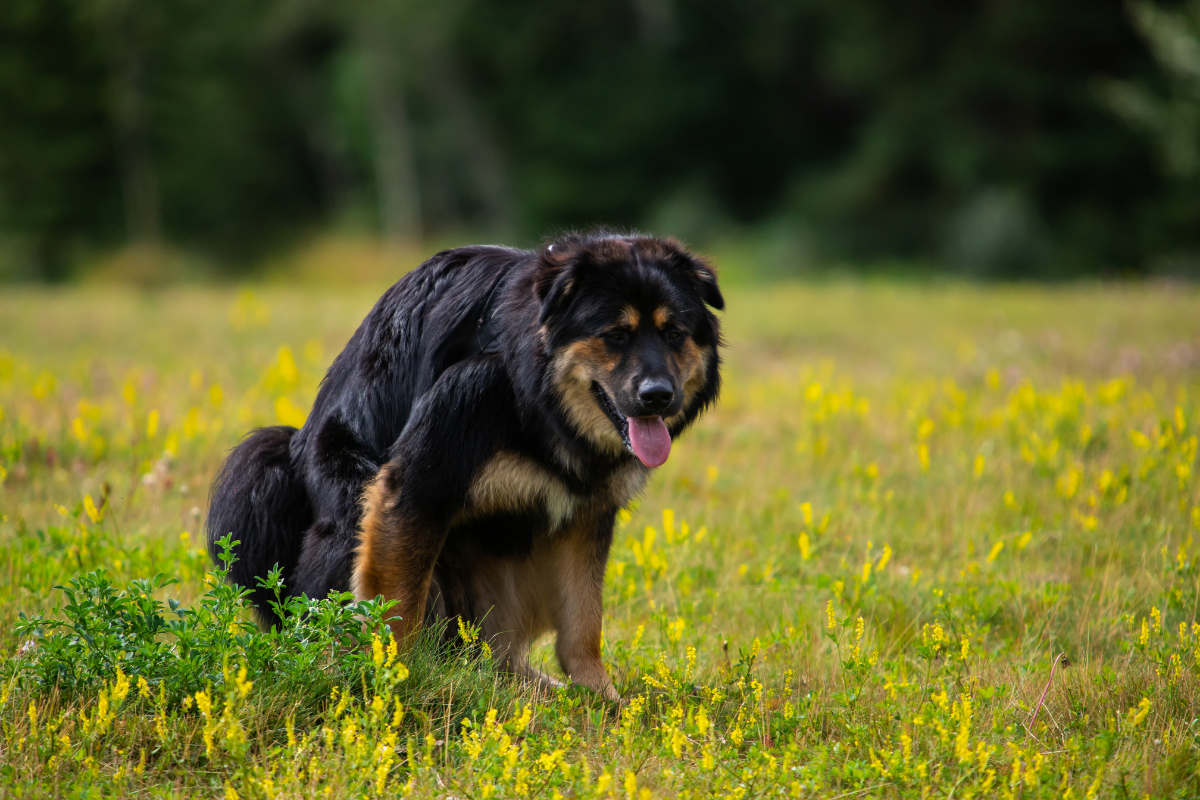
[206,231,723,700]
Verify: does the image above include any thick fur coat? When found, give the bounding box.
[206,232,723,699]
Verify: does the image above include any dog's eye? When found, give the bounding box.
[666,329,683,341]
[604,330,628,344]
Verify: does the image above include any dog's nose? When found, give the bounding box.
[638,378,675,413]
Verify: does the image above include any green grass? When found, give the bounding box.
[1,278,1199,798]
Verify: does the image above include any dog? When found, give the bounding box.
[206,231,723,700]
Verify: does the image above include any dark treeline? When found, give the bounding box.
[1,0,1198,280]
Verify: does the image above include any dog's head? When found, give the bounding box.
[536,233,723,467]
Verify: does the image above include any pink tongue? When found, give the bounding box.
[628,416,671,467]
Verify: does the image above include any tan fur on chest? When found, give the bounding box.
[607,460,650,508]
[467,451,580,529]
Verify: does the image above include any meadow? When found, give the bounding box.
[1,274,1198,798]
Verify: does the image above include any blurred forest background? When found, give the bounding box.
[3,0,1200,282]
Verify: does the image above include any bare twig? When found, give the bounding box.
[1026,651,1070,735]
[826,783,893,800]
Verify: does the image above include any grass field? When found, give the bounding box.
[1,276,1199,798]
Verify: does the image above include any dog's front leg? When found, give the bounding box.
[553,511,621,702]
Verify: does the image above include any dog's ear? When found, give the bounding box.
[658,238,723,311]
[690,256,724,311]
[536,244,578,325]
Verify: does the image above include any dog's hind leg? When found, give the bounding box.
[354,465,448,645]
[352,356,515,645]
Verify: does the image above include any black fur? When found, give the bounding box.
[206,233,723,627]
[205,425,311,620]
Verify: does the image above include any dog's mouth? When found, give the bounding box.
[590,382,672,468]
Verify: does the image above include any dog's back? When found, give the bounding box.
[206,245,529,622]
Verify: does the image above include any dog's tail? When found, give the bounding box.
[206,426,312,625]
